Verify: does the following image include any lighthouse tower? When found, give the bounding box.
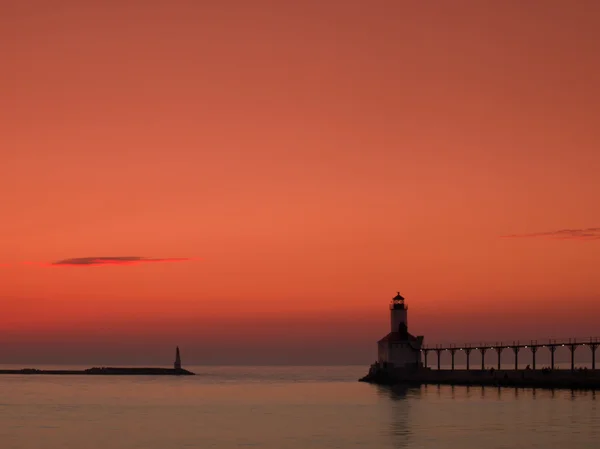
[390,292,408,335]
[174,346,182,371]
[377,292,424,370]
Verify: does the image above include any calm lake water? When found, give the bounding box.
[0,365,598,449]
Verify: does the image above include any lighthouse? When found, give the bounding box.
[377,292,424,370]
[390,292,408,335]
[174,346,182,371]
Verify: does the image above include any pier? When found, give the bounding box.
[0,367,195,376]
[0,346,195,376]
[422,337,600,371]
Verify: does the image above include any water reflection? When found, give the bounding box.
[376,385,419,448]
[370,383,599,449]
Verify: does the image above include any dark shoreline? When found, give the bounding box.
[0,367,195,376]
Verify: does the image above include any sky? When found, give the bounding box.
[2,0,599,366]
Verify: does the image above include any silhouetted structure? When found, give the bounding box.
[174,346,182,370]
[377,292,424,370]
[360,292,600,390]
[421,338,599,372]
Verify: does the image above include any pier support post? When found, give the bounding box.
[479,348,487,370]
[436,349,442,370]
[450,349,456,370]
[591,343,598,370]
[465,349,472,371]
[423,349,429,369]
[569,344,577,371]
[549,345,556,370]
[531,346,537,370]
[495,347,503,370]
[512,347,520,370]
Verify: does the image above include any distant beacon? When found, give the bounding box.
[174,346,182,371]
[377,292,424,369]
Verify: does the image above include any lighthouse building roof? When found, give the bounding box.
[378,331,420,343]
[378,331,422,351]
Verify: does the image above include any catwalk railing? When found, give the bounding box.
[421,337,600,371]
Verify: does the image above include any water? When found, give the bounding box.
[0,365,598,449]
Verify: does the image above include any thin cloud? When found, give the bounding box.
[51,257,195,266]
[501,228,600,241]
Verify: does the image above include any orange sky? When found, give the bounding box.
[2,0,599,365]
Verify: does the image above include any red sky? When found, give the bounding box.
[2,0,599,365]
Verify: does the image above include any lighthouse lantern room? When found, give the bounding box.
[377,292,424,370]
[390,292,408,334]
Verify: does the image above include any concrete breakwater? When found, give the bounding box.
[359,365,600,390]
[0,347,195,376]
[0,367,195,376]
